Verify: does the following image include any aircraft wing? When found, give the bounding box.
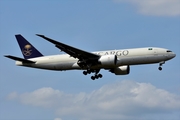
[36,34,100,61]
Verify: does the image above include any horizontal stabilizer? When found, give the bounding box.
[4,55,35,63]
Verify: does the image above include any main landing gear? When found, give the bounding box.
[83,69,103,80]
[91,74,102,80]
[158,61,165,71]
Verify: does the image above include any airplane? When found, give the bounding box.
[4,34,176,80]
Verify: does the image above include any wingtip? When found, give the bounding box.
[36,34,44,37]
[4,55,12,59]
[4,55,9,57]
[15,34,22,37]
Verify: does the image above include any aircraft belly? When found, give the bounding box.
[53,62,74,70]
[27,56,79,70]
[36,61,77,70]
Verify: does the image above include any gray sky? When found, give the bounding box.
[0,0,180,120]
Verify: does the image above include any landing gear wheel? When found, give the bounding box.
[95,74,99,79]
[87,70,91,74]
[98,74,102,78]
[83,71,87,75]
[158,67,162,71]
[91,76,95,80]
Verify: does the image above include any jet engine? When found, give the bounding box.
[98,55,117,67]
[110,65,130,75]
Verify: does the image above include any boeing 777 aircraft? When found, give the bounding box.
[5,34,176,80]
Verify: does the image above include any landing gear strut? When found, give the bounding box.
[158,61,165,71]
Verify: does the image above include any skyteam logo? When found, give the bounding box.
[23,44,32,56]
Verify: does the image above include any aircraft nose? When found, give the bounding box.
[172,53,176,58]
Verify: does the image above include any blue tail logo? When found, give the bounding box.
[15,34,43,59]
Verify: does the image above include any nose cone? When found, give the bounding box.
[165,49,176,60]
[172,53,176,58]
[168,52,176,60]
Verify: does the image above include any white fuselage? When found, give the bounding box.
[15,47,176,71]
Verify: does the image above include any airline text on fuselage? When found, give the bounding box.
[94,50,129,56]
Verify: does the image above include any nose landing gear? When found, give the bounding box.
[158,61,165,71]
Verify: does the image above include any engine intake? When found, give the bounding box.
[110,65,130,75]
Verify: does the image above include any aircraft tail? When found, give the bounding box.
[15,34,43,59]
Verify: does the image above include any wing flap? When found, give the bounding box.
[4,55,35,63]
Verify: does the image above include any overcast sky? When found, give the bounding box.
[0,0,180,120]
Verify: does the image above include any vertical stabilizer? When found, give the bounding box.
[15,34,43,59]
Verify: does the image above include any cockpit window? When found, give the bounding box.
[148,48,153,50]
[167,50,172,52]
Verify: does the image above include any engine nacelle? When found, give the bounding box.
[110,65,130,75]
[98,55,117,67]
